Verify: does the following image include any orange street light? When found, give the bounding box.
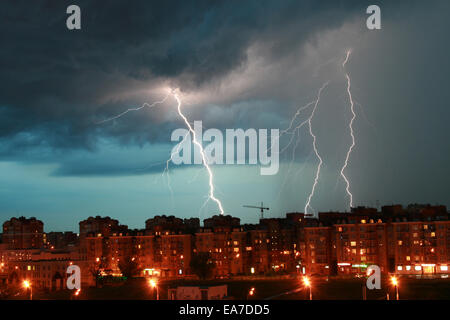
[23,280,32,300]
[391,276,399,300]
[303,276,312,300]
[149,278,159,300]
[247,287,255,299]
[303,276,311,287]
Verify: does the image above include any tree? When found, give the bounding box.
[190,252,215,280]
[118,256,140,279]
[89,265,102,288]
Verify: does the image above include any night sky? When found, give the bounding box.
[1,1,449,232]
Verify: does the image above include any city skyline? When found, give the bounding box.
[2,203,448,295]
[1,202,447,233]
[1,2,450,234]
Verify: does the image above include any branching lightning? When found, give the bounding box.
[95,95,170,124]
[275,83,329,215]
[97,89,225,215]
[173,91,225,215]
[162,131,190,207]
[304,82,329,215]
[340,50,356,209]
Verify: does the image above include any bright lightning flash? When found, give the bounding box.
[173,91,225,215]
[304,82,329,215]
[340,50,356,209]
[97,89,225,216]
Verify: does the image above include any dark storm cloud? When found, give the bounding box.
[0,0,416,175]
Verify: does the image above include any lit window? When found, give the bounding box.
[406,266,411,271]
[440,265,448,271]
[431,232,436,237]
[350,241,357,247]
[397,266,403,271]
[406,256,411,261]
[398,240,403,246]
[415,266,422,271]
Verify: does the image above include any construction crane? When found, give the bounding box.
[243,202,269,219]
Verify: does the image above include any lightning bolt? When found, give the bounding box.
[173,91,225,215]
[275,83,328,213]
[95,95,170,124]
[304,82,329,215]
[340,50,356,209]
[162,131,190,208]
[97,89,225,216]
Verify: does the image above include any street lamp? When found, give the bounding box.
[303,276,312,300]
[391,276,399,300]
[23,280,32,300]
[247,287,255,299]
[149,278,159,300]
[73,289,81,299]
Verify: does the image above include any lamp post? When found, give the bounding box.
[72,289,81,300]
[149,278,159,300]
[247,287,255,300]
[391,276,399,300]
[303,276,312,300]
[23,280,32,300]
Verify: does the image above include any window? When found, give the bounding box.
[350,241,356,247]
[397,266,403,271]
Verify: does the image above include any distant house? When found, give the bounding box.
[168,285,227,300]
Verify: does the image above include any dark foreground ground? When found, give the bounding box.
[3,276,450,300]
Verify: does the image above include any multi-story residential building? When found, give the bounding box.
[1,203,449,292]
[195,215,245,276]
[2,217,44,249]
[392,220,450,275]
[45,232,78,250]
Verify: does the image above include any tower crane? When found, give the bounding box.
[243,202,269,219]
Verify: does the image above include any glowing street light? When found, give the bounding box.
[149,278,159,300]
[247,287,255,299]
[391,276,399,300]
[303,276,312,300]
[23,280,32,300]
